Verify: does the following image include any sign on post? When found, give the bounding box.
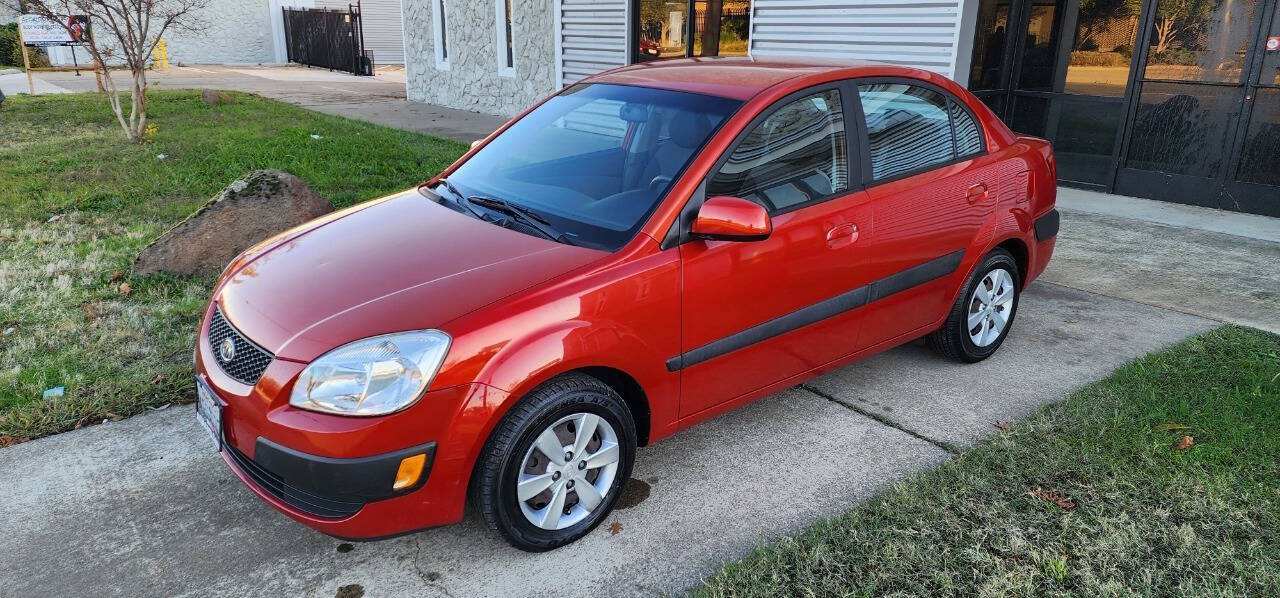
[17,14,91,47]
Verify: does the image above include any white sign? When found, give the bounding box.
[18,14,90,47]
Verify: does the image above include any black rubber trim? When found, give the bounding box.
[252,438,436,505]
[666,249,964,371]
[1034,209,1060,241]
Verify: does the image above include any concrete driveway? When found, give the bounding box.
[3,186,1276,596]
[0,286,1216,597]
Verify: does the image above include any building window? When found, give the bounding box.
[495,0,515,76]
[634,0,751,63]
[434,0,450,69]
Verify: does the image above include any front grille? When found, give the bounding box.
[226,443,365,519]
[208,307,274,385]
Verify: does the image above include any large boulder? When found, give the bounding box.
[132,170,333,277]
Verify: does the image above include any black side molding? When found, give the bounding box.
[1034,209,1060,241]
[666,249,965,372]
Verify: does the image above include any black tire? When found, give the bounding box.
[927,248,1021,363]
[470,373,637,551]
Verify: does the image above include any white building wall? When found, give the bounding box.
[403,0,557,116]
[316,0,406,64]
[555,0,628,87]
[748,0,966,79]
[48,0,277,66]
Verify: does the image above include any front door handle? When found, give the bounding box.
[826,222,859,248]
[967,183,989,204]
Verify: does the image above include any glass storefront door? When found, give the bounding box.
[634,0,751,62]
[970,0,1280,216]
[1115,0,1280,213]
[970,0,1143,188]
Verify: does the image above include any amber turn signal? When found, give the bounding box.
[393,453,427,490]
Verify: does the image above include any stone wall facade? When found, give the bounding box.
[403,0,557,117]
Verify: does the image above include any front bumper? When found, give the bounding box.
[224,437,436,519]
[196,303,511,539]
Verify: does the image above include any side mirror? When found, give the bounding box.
[691,196,771,242]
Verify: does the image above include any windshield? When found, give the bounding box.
[442,83,741,251]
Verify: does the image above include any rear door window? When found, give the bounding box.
[858,83,955,180]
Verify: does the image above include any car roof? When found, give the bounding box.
[587,57,938,101]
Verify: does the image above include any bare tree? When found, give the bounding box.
[3,0,209,141]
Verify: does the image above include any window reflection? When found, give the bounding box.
[1066,0,1141,96]
[859,84,955,180]
[1144,0,1258,83]
[637,0,691,61]
[969,0,1013,91]
[636,0,750,61]
[709,90,847,212]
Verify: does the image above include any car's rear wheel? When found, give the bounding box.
[927,248,1020,362]
[471,373,636,551]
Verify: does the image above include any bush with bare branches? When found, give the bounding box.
[2,0,210,141]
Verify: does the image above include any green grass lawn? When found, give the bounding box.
[0,90,467,443]
[700,325,1280,596]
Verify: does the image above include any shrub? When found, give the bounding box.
[1,23,51,69]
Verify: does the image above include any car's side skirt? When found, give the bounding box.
[665,249,965,372]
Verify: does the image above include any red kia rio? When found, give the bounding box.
[195,57,1057,551]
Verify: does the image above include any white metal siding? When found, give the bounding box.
[556,0,628,87]
[316,0,406,64]
[749,0,963,79]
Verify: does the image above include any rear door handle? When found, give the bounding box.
[826,222,858,248]
[967,183,989,204]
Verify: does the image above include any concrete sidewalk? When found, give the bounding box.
[32,65,508,143]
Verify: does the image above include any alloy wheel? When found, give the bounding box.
[516,412,621,530]
[967,267,1015,347]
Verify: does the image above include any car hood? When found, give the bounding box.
[216,190,605,362]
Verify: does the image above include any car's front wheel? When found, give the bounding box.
[928,248,1020,362]
[471,373,636,551]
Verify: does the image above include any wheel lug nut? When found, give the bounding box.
[565,451,573,461]
[552,472,561,481]
[566,480,575,489]
[578,461,587,470]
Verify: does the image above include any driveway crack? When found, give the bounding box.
[799,384,960,455]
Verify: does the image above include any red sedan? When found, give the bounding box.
[195,58,1057,551]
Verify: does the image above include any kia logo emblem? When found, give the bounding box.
[218,338,237,363]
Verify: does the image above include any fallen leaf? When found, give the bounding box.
[46,213,66,223]
[1028,487,1077,511]
[118,282,132,295]
[0,436,13,448]
[1174,435,1194,450]
[993,420,1013,432]
[109,271,123,283]
[1154,422,1192,432]
[609,521,623,535]
[152,373,166,384]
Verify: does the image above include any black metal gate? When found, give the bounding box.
[282,2,372,76]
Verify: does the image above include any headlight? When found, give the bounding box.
[290,330,451,416]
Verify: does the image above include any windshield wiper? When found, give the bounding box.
[429,177,487,220]
[467,195,571,245]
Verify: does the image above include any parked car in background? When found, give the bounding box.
[194,57,1058,551]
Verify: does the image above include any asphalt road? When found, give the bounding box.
[0,283,1214,597]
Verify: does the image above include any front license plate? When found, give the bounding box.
[195,377,223,452]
